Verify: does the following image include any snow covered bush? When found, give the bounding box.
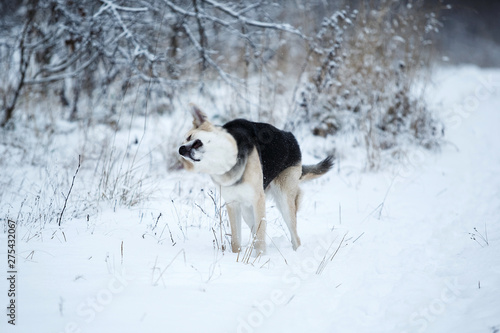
[291,1,444,168]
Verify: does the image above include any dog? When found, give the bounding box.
[178,104,333,254]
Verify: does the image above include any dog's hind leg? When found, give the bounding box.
[270,165,302,250]
[227,202,242,253]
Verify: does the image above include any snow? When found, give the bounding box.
[2,65,500,333]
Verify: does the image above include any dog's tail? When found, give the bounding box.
[300,156,334,182]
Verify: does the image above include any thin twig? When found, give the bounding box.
[154,249,186,286]
[260,258,270,269]
[121,241,124,265]
[268,234,288,265]
[316,233,347,275]
[218,185,225,253]
[58,155,82,226]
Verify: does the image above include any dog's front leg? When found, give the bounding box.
[252,193,267,255]
[226,202,242,253]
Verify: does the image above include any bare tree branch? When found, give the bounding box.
[1,14,33,127]
[204,0,310,40]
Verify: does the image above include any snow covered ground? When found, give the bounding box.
[1,66,500,333]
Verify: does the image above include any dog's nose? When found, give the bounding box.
[179,145,188,156]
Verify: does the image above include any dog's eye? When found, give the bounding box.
[192,139,203,149]
[186,135,192,141]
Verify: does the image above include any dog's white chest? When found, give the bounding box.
[220,183,255,206]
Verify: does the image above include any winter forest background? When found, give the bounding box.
[1,0,499,168]
[1,0,499,166]
[1,1,500,333]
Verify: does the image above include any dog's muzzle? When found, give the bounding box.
[179,144,200,162]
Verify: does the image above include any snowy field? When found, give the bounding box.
[1,66,500,333]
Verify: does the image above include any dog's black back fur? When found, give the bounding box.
[223,119,301,189]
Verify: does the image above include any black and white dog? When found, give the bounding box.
[179,105,333,254]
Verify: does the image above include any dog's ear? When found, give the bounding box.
[189,103,207,128]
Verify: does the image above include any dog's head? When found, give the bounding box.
[178,105,238,175]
